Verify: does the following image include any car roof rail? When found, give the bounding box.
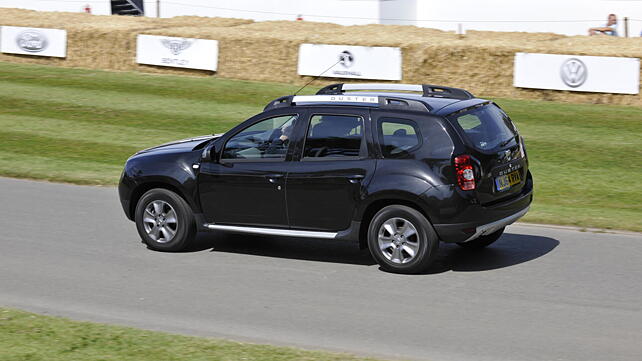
[264,94,431,112]
[316,83,475,100]
[263,95,294,111]
[421,84,475,100]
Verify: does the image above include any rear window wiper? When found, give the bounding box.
[499,136,517,148]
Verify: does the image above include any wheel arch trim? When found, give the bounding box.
[128,177,197,221]
[355,191,434,249]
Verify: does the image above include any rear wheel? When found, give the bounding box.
[457,227,505,249]
[367,205,439,274]
[135,188,196,252]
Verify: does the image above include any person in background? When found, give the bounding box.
[588,14,618,36]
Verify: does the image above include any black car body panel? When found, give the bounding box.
[118,135,220,220]
[119,84,532,246]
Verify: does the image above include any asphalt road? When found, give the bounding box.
[1,177,641,361]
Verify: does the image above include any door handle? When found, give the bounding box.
[265,174,284,183]
[347,174,365,184]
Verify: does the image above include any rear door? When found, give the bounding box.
[446,103,529,204]
[285,108,376,232]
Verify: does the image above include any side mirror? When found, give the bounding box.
[201,143,216,162]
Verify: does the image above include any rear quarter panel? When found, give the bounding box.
[358,111,460,223]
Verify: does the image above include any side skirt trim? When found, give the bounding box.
[204,224,338,239]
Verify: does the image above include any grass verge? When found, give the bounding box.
[0,308,382,361]
[0,62,640,231]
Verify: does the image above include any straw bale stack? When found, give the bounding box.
[0,9,251,71]
[1,8,640,105]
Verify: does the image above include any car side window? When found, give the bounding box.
[222,115,297,160]
[378,118,421,158]
[303,114,364,159]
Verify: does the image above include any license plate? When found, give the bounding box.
[495,170,521,192]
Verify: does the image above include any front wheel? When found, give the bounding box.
[367,205,439,274]
[135,188,196,252]
[457,227,505,249]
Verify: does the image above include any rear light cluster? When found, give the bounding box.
[518,138,527,159]
[454,155,476,191]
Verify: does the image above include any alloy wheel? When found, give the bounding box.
[377,217,420,264]
[143,200,178,243]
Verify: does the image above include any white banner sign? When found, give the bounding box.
[136,34,219,71]
[298,44,402,81]
[0,26,67,58]
[514,53,640,95]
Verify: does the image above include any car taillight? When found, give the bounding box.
[454,155,476,191]
[518,138,527,159]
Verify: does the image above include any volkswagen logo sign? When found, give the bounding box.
[560,58,587,88]
[16,30,48,53]
[339,50,354,68]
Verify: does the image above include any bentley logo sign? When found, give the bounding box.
[161,38,192,56]
[560,58,587,88]
[136,34,218,71]
[16,30,48,53]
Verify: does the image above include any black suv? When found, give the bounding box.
[119,83,532,273]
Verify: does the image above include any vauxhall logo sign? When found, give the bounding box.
[297,43,402,81]
[333,50,361,77]
[560,58,588,88]
[338,50,354,68]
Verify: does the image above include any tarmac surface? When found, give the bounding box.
[1,177,641,361]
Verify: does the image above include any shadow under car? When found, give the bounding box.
[181,231,559,272]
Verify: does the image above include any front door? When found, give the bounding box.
[198,113,299,227]
[286,109,376,231]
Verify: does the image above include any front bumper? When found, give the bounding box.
[118,170,136,221]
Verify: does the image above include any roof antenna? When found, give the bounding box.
[293,58,343,96]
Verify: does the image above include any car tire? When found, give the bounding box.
[135,188,196,252]
[456,227,505,249]
[367,205,439,274]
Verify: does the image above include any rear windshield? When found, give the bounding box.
[447,104,517,150]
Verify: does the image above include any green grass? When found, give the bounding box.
[0,308,382,361]
[0,61,640,231]
[495,98,642,232]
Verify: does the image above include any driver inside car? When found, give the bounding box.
[264,118,295,156]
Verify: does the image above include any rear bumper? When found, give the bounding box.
[432,181,533,243]
[459,206,529,243]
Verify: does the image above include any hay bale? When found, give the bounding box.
[1,8,640,105]
[0,9,254,72]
